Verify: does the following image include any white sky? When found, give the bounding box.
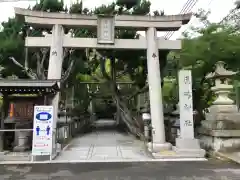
[0,0,236,39]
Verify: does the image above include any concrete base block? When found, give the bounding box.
[199,107,240,153]
[206,113,240,122]
[152,149,207,159]
[147,142,172,153]
[0,151,8,155]
[174,138,206,158]
[199,134,240,152]
[32,155,51,161]
[172,147,206,158]
[176,138,201,149]
[201,120,240,130]
[13,145,30,152]
[208,104,238,113]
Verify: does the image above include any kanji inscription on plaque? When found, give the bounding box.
[97,16,115,44]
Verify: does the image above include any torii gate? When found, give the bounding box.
[15,8,191,152]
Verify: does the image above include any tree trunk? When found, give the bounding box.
[95,50,145,134]
[109,58,142,132]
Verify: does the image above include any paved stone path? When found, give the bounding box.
[55,119,151,161]
[1,160,240,179]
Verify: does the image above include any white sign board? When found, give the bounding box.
[97,16,115,44]
[142,113,151,120]
[32,106,54,156]
[178,70,194,139]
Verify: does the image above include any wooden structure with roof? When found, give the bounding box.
[0,79,60,151]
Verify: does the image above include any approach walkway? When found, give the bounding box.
[55,119,152,162]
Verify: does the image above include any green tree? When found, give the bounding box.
[0,0,168,132]
[166,10,240,118]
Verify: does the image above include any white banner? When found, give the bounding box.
[178,70,194,139]
[32,106,54,156]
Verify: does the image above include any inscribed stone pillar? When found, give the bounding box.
[178,70,194,139]
[146,27,171,152]
[174,70,205,157]
[48,24,64,129]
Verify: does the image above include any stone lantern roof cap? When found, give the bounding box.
[205,61,237,79]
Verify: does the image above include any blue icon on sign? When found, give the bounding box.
[36,126,40,136]
[35,126,51,136]
[46,126,50,136]
[36,112,52,121]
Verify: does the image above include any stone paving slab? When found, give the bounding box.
[55,127,151,162]
[0,160,240,180]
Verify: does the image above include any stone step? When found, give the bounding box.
[0,152,31,161]
[2,155,31,161]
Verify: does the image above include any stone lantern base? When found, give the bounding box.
[13,122,32,152]
[199,104,240,152]
[173,138,206,158]
[13,131,31,152]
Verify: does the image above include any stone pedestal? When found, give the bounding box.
[199,106,240,152]
[199,61,240,152]
[144,124,149,139]
[174,138,206,157]
[13,131,31,152]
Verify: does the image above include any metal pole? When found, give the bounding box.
[151,126,154,152]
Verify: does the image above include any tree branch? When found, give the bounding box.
[9,57,38,79]
[63,48,68,59]
[127,83,148,101]
[35,50,47,80]
[100,57,111,80]
[36,52,41,79]
[61,58,76,83]
[40,48,48,67]
[93,49,112,80]
[116,69,128,79]
[40,48,48,79]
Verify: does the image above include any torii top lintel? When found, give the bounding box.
[14,8,192,31]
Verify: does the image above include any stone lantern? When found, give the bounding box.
[205,61,237,108]
[141,99,151,141]
[199,61,240,152]
[171,102,180,140]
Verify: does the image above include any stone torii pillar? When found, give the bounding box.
[48,24,64,129]
[146,27,171,152]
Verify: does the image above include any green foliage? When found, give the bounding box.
[69,0,83,14]
[116,0,141,9]
[166,14,240,113]
[0,18,25,78]
[32,0,65,12]
[71,0,163,90]
[0,0,168,117]
[162,78,178,105]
